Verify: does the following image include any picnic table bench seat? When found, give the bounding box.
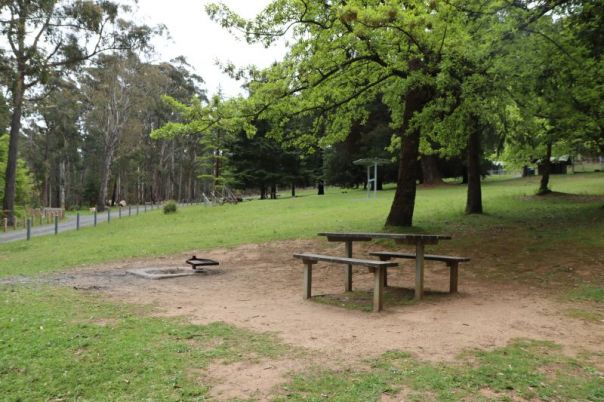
[293,253,398,312]
[368,251,470,293]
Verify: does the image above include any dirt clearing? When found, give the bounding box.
[19,238,603,400]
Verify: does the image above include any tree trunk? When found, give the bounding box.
[270,184,277,199]
[96,147,115,212]
[59,161,66,209]
[2,74,25,225]
[465,126,483,214]
[386,66,432,227]
[538,141,553,195]
[291,183,296,198]
[421,155,443,185]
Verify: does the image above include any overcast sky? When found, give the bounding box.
[134,0,287,98]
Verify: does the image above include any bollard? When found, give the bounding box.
[119,207,122,218]
[94,211,97,227]
[54,216,58,235]
[76,213,80,230]
[129,205,131,216]
[144,203,147,212]
[136,205,139,215]
[26,218,31,240]
[107,208,111,223]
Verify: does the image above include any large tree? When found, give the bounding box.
[0,0,156,223]
[206,0,570,226]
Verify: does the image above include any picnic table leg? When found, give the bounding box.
[373,266,385,312]
[303,261,313,300]
[377,255,390,287]
[415,242,425,300]
[344,241,353,292]
[449,262,459,293]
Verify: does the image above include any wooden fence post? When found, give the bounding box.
[76,213,80,230]
[26,218,31,240]
[94,211,97,227]
[3,217,7,233]
[54,216,58,235]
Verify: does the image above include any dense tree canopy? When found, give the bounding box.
[203,0,593,225]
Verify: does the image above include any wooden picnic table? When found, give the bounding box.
[318,232,452,300]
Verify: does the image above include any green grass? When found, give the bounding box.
[568,285,604,303]
[1,174,603,401]
[1,173,603,278]
[277,340,604,401]
[0,286,286,401]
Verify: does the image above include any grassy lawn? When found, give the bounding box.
[1,173,603,278]
[1,173,603,400]
[0,286,285,401]
[2,286,601,401]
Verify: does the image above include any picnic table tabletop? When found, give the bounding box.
[318,232,451,245]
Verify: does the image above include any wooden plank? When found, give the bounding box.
[318,232,451,243]
[415,243,425,300]
[449,262,459,293]
[293,253,398,268]
[344,241,353,292]
[375,254,389,287]
[303,262,313,300]
[373,266,385,312]
[369,252,470,263]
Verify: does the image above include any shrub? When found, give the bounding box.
[163,200,177,214]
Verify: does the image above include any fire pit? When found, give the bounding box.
[126,267,201,280]
[127,256,220,280]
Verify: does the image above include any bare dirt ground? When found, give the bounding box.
[19,239,604,400]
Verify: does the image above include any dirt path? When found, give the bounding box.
[34,239,603,400]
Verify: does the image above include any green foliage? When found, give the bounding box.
[0,286,284,401]
[163,200,177,214]
[0,134,33,209]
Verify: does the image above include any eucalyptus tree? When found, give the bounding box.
[206,0,570,226]
[0,0,157,223]
[81,54,144,211]
[22,77,84,208]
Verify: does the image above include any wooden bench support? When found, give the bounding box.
[449,262,459,293]
[373,267,385,312]
[303,261,314,299]
[294,253,398,312]
[415,243,425,300]
[370,251,469,295]
[345,241,353,292]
